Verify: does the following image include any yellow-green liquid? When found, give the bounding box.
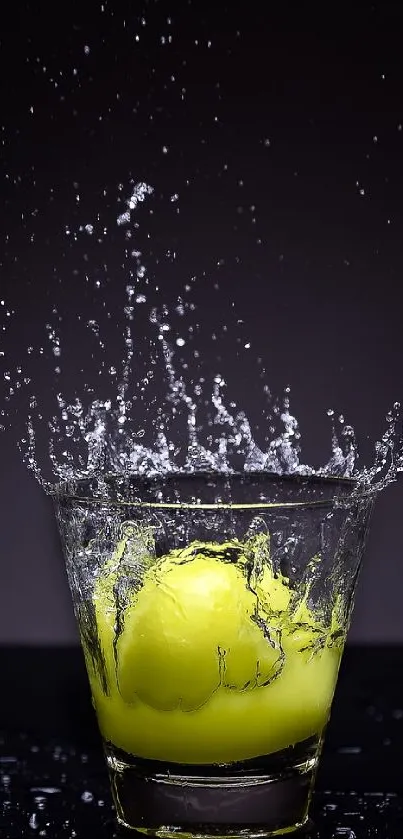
[86,537,343,765]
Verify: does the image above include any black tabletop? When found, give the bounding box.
[1,646,402,838]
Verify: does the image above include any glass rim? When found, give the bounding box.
[50,471,373,511]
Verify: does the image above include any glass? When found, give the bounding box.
[53,472,374,837]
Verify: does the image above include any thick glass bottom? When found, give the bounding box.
[105,736,320,837]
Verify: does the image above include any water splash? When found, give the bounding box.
[1,182,402,498]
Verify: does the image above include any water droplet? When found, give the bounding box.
[29,813,39,829]
[336,746,361,754]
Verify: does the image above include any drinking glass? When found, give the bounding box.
[53,472,374,837]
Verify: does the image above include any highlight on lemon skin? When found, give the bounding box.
[85,531,344,765]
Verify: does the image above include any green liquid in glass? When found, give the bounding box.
[87,537,342,765]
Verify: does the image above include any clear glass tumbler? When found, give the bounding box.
[53,472,374,837]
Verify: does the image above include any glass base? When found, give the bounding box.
[106,738,319,837]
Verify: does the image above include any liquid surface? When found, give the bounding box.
[87,534,343,764]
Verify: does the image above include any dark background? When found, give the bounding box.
[1,0,403,643]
